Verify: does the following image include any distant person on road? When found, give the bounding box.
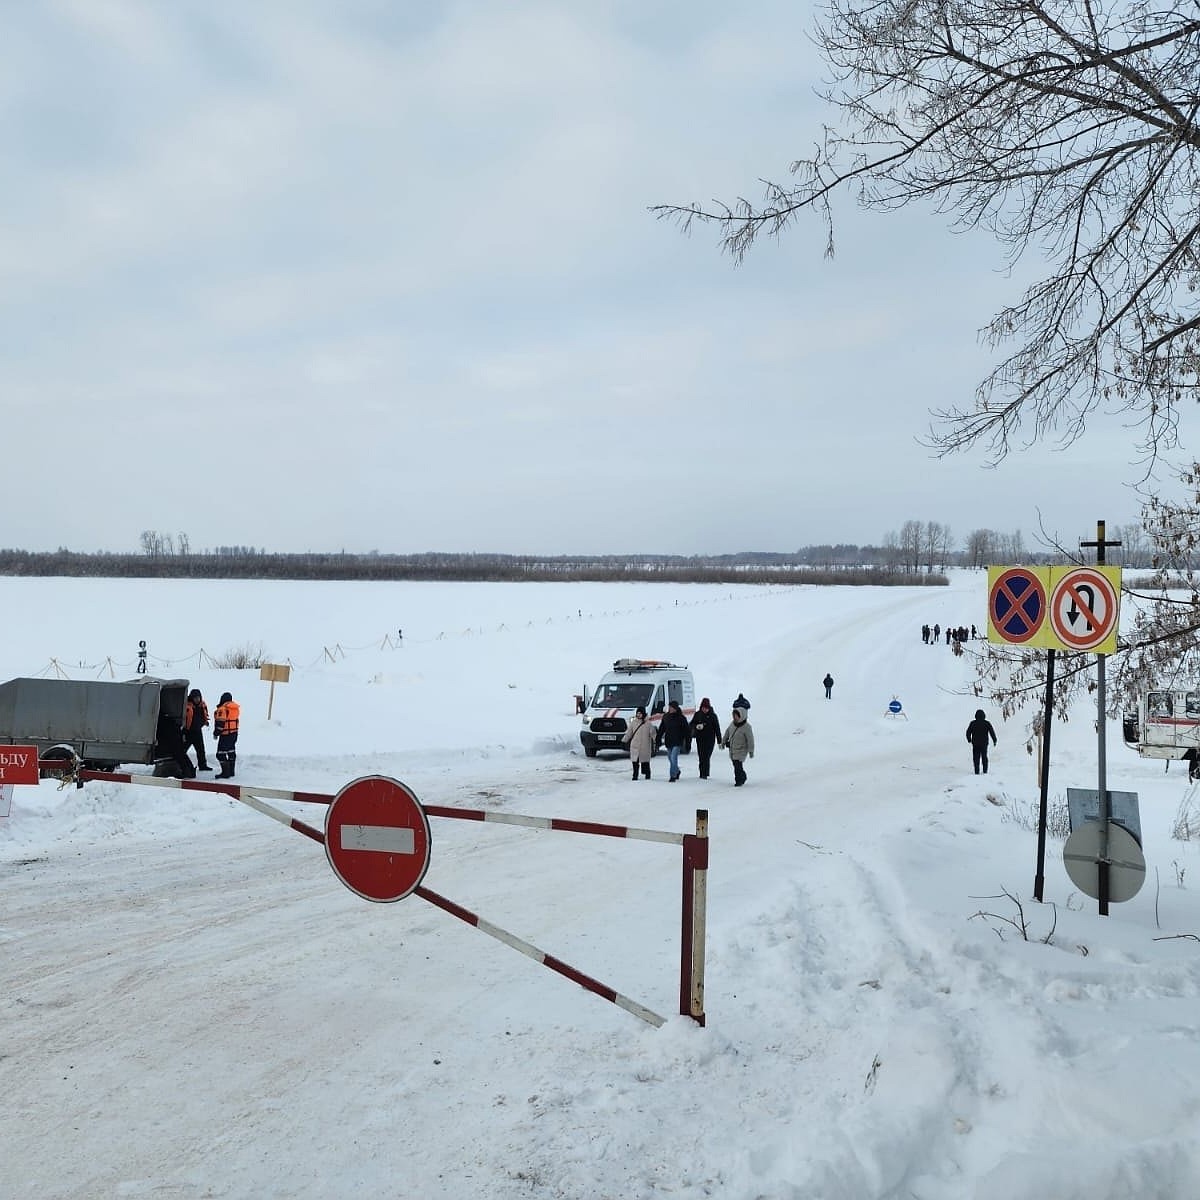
[733,692,751,712]
[965,708,998,775]
[622,706,655,781]
[213,691,240,779]
[659,699,689,783]
[823,673,834,700]
[721,706,755,787]
[688,697,720,780]
[183,688,211,772]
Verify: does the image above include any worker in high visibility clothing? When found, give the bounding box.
[183,689,211,772]
[213,691,240,779]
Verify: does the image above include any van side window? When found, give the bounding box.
[1149,691,1174,718]
[668,681,683,707]
[651,686,665,714]
[1186,693,1200,717]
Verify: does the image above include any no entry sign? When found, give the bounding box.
[325,775,431,903]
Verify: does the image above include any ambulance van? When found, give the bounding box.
[579,658,696,758]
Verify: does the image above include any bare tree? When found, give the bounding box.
[654,1,1200,464]
[965,528,994,570]
[898,519,922,573]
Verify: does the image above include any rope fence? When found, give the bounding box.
[18,588,793,681]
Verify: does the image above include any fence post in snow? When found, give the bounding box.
[680,809,709,1026]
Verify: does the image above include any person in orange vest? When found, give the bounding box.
[184,688,212,772]
[213,691,240,779]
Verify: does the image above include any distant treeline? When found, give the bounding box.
[0,548,949,586]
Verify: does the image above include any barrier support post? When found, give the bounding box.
[680,809,708,1025]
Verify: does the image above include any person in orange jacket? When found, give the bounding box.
[213,691,240,779]
[183,688,212,772]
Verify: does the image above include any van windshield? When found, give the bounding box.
[592,683,654,710]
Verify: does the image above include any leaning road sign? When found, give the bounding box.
[1047,566,1121,654]
[987,566,1051,646]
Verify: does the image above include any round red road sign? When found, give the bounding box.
[325,775,431,903]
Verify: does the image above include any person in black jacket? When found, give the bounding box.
[688,697,720,779]
[965,709,998,774]
[823,673,834,699]
[659,700,690,782]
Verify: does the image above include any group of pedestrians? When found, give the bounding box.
[622,693,755,786]
[620,678,1000,784]
[179,688,240,779]
[922,623,979,644]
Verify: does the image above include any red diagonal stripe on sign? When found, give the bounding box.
[1064,580,1102,632]
[997,577,1040,631]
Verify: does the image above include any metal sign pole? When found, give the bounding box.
[1081,520,1121,917]
[1034,649,1055,902]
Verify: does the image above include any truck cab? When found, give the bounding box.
[579,659,696,758]
[1122,687,1200,773]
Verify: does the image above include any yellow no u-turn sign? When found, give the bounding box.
[987,565,1122,653]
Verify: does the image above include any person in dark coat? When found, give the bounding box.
[688,697,720,779]
[659,699,690,782]
[183,689,211,772]
[965,709,998,774]
[823,673,834,700]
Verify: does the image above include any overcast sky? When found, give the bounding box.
[3,1,1183,556]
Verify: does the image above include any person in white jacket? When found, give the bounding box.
[721,707,755,787]
[622,706,657,781]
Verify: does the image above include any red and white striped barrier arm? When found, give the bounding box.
[73,770,327,843]
[415,883,667,1028]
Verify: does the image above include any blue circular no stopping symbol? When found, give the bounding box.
[989,568,1046,643]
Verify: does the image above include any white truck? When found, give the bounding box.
[579,658,696,759]
[1123,686,1200,777]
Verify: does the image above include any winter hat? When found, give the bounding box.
[699,697,711,708]
[668,700,680,709]
[220,692,233,704]
[188,689,201,701]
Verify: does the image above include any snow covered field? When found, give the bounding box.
[3,573,1200,1199]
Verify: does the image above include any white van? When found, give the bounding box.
[1123,687,1200,773]
[579,658,696,758]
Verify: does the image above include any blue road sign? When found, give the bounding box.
[888,699,902,714]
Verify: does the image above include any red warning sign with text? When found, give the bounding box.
[0,746,41,785]
[325,775,432,903]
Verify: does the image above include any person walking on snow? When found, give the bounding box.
[721,706,755,787]
[823,673,834,700]
[622,706,656,780]
[183,688,211,772]
[965,709,997,775]
[213,691,240,779]
[688,697,721,779]
[659,699,689,782]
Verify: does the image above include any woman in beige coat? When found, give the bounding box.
[622,706,657,780]
[721,706,755,787]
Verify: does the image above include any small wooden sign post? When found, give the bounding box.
[260,663,291,720]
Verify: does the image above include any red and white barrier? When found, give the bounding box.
[57,764,708,1028]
